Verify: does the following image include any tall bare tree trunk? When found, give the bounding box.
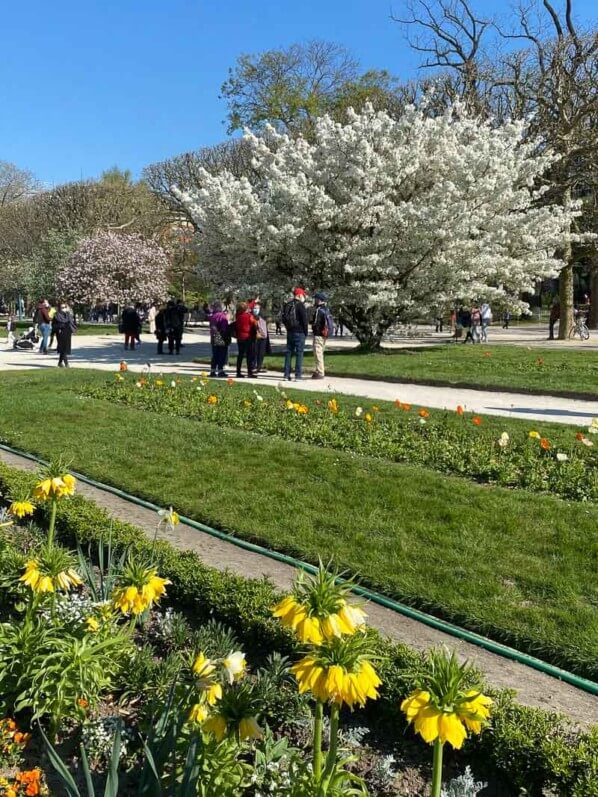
[558,186,574,340]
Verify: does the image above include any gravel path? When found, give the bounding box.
[1,447,596,728]
[2,330,596,425]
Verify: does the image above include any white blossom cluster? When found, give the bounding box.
[175,103,580,335]
[55,231,170,305]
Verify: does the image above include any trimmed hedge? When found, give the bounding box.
[0,462,596,797]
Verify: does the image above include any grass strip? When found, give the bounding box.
[83,373,598,503]
[263,344,598,398]
[0,369,596,678]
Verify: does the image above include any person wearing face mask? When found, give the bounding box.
[282,287,308,381]
[235,301,257,377]
[251,304,269,374]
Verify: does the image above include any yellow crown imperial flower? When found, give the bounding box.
[239,716,264,740]
[400,650,493,751]
[192,652,216,679]
[54,568,83,591]
[291,650,381,709]
[271,564,368,646]
[8,500,35,519]
[203,713,227,741]
[113,585,147,615]
[188,703,209,724]
[33,473,77,501]
[85,617,100,633]
[19,560,51,593]
[112,562,171,615]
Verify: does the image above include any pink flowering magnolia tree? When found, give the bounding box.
[55,231,170,305]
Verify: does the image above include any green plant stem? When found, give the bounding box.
[313,700,324,781]
[320,702,340,793]
[47,499,57,547]
[431,739,444,797]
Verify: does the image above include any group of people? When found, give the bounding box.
[121,299,188,355]
[29,298,76,367]
[204,288,334,380]
[454,303,494,343]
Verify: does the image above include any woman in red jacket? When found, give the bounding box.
[235,302,257,377]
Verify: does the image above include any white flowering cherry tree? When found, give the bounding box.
[55,231,170,306]
[177,103,579,349]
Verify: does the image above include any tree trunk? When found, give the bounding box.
[342,304,393,351]
[558,260,574,340]
[589,265,598,330]
[558,187,574,340]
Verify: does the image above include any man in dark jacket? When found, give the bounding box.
[164,299,184,354]
[282,288,308,381]
[121,305,140,350]
[175,299,188,347]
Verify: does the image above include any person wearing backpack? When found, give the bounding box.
[34,299,51,354]
[207,300,230,377]
[311,292,333,379]
[52,302,76,367]
[282,287,308,381]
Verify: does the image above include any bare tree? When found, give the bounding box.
[0,161,39,207]
[495,1,598,334]
[395,0,598,335]
[142,140,254,226]
[392,0,494,112]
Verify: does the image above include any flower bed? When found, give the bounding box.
[83,374,598,503]
[0,461,596,796]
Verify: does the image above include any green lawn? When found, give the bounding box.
[0,321,119,338]
[263,345,598,397]
[0,369,596,679]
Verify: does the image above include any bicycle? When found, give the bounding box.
[569,316,590,340]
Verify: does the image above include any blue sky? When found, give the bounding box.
[1,0,595,186]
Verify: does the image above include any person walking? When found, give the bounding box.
[252,304,269,374]
[48,303,57,350]
[502,309,511,329]
[480,302,492,342]
[147,302,157,336]
[175,299,188,347]
[460,306,473,343]
[35,299,52,354]
[311,292,333,379]
[154,303,167,354]
[275,309,283,336]
[52,302,76,367]
[121,304,140,351]
[235,301,256,377]
[164,299,184,355]
[548,300,560,340]
[470,305,482,343]
[207,301,230,377]
[282,288,308,380]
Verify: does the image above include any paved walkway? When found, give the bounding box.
[1,446,596,727]
[1,330,597,426]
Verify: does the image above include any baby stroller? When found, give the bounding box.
[13,327,39,351]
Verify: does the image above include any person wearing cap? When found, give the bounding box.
[311,291,331,379]
[282,287,308,381]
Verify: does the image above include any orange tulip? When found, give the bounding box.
[472,416,482,426]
